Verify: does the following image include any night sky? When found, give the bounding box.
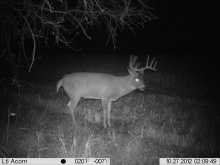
[76,0,218,55]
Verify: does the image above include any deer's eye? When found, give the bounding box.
[135,78,139,82]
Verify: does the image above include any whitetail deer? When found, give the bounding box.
[57,55,157,128]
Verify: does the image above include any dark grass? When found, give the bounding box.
[0,53,219,163]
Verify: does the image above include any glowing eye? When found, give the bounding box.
[135,78,139,82]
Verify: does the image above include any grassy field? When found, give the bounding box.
[0,53,219,164]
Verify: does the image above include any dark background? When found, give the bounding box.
[39,0,219,82]
[66,0,219,55]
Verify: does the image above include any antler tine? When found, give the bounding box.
[146,54,150,68]
[150,57,156,69]
[154,61,158,70]
[151,59,158,71]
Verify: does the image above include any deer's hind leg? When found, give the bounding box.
[67,96,81,126]
[101,98,112,128]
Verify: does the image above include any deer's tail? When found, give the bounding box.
[56,79,63,93]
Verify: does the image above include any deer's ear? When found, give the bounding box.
[127,68,132,75]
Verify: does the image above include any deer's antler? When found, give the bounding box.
[129,55,157,72]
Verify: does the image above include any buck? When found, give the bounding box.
[56,55,157,128]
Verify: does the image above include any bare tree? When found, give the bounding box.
[0,0,157,87]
